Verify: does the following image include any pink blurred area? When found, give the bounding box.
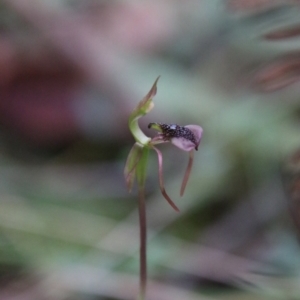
[0,0,177,148]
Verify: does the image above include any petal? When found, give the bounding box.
[171,137,197,152]
[180,150,194,196]
[152,146,179,212]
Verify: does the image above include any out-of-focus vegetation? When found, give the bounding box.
[0,0,300,299]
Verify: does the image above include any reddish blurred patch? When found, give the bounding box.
[264,24,300,40]
[0,36,82,148]
[0,76,80,147]
[253,56,300,92]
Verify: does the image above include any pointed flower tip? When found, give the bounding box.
[146,76,160,99]
[135,76,160,116]
[161,188,180,212]
[143,76,160,102]
[128,78,161,144]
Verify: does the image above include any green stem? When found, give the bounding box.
[136,147,149,300]
[138,187,147,300]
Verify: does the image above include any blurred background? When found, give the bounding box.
[0,0,300,299]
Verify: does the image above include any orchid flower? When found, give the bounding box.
[124,80,203,211]
[148,122,203,208]
[124,77,203,299]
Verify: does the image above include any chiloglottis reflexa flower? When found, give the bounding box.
[147,123,203,208]
[124,77,203,212]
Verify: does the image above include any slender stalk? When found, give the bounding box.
[136,147,149,300]
[138,187,147,300]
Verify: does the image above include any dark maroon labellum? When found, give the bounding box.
[151,123,199,150]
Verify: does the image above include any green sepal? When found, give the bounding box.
[128,77,160,145]
[136,147,150,188]
[124,142,143,192]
